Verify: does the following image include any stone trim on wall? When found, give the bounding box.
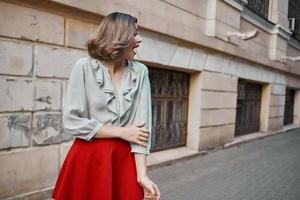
[42,0,300,76]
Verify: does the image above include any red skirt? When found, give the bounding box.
[52,138,144,200]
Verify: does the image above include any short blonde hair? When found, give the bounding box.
[87,12,137,61]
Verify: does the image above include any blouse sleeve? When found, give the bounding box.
[62,58,104,141]
[130,68,152,155]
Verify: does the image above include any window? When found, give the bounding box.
[149,68,189,151]
[235,0,270,20]
[288,0,300,42]
[284,88,295,125]
[235,79,262,136]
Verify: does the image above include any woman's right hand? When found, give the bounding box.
[120,121,149,147]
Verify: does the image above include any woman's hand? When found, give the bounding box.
[119,121,149,147]
[137,175,160,200]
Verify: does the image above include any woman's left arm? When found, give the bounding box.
[131,65,160,199]
[134,153,160,200]
[130,67,152,155]
[134,153,147,181]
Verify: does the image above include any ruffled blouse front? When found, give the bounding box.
[62,57,152,155]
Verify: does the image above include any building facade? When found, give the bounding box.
[0,0,300,199]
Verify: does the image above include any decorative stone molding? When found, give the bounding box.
[206,0,241,45]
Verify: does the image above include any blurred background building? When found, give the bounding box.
[0,0,300,199]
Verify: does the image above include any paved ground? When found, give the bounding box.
[149,128,300,200]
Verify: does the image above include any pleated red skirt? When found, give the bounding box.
[52,138,144,200]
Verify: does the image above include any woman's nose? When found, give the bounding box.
[136,35,142,44]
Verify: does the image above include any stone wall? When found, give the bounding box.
[268,84,286,131]
[1,0,300,199]
[0,1,90,198]
[198,71,237,150]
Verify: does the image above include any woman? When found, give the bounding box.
[52,12,160,200]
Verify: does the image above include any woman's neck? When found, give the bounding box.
[101,59,127,74]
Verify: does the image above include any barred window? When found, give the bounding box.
[288,0,300,42]
[245,0,270,20]
[149,68,189,151]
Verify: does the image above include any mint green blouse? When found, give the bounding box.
[63,57,152,155]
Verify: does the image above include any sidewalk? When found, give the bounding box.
[148,128,300,200]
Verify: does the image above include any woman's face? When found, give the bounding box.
[122,23,142,60]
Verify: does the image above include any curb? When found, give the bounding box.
[148,126,300,170]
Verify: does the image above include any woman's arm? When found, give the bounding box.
[134,153,160,199]
[134,153,147,180]
[94,123,149,148]
[130,67,152,155]
[94,124,123,139]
